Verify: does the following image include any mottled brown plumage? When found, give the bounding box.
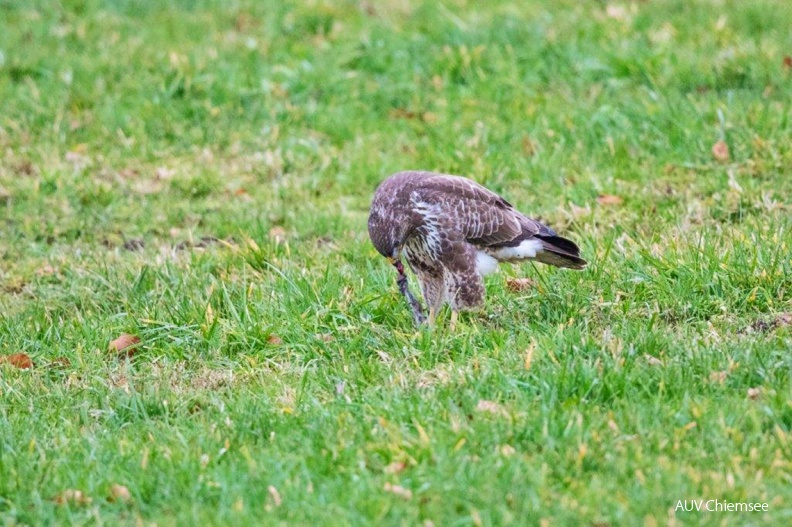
[368,171,586,324]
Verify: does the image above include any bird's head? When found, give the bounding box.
[368,207,411,266]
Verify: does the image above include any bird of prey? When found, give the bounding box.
[368,171,586,326]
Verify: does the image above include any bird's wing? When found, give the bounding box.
[412,173,543,247]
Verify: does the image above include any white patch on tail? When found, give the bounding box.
[491,239,544,261]
[475,251,499,276]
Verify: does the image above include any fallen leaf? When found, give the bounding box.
[54,489,92,505]
[708,371,728,383]
[268,226,287,243]
[475,400,508,416]
[384,461,407,474]
[712,140,730,162]
[49,357,71,369]
[266,334,283,345]
[36,264,56,277]
[109,484,131,503]
[421,111,438,124]
[783,56,792,69]
[644,354,663,367]
[747,387,761,400]
[0,353,34,369]
[597,194,623,206]
[109,334,140,357]
[267,485,282,507]
[383,482,412,499]
[506,277,536,292]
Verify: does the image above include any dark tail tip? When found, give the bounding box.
[535,235,587,270]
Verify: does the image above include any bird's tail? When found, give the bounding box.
[534,235,587,270]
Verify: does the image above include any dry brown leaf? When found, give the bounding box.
[267,485,282,507]
[0,353,34,369]
[476,400,507,416]
[266,334,283,345]
[36,264,56,277]
[110,334,140,357]
[422,112,438,124]
[712,140,730,162]
[783,56,792,69]
[708,371,728,383]
[383,482,412,500]
[747,387,761,400]
[597,194,623,206]
[506,277,536,293]
[644,354,663,367]
[54,489,92,505]
[49,357,71,369]
[384,461,407,474]
[109,484,131,503]
[268,226,287,243]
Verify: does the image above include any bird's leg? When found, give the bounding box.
[449,310,458,330]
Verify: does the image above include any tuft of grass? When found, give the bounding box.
[1,0,791,524]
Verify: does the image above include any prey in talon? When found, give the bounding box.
[393,258,426,325]
[368,171,587,327]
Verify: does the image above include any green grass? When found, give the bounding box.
[1,0,792,524]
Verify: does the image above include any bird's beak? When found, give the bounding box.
[387,247,402,267]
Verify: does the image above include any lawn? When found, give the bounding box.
[1,0,791,525]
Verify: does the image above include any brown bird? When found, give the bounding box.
[368,171,586,326]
